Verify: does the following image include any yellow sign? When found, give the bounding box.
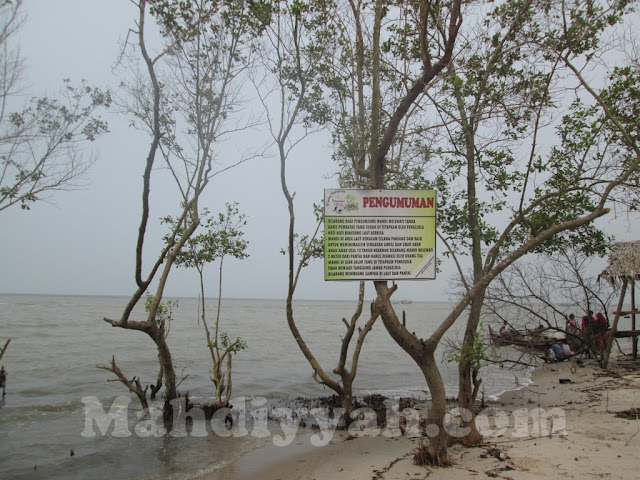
[324,189,436,280]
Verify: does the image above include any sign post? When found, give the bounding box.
[324,189,436,281]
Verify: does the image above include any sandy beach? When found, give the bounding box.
[209,354,640,480]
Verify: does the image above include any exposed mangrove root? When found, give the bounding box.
[413,439,452,467]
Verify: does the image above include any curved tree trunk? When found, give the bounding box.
[456,293,485,445]
[340,377,354,426]
[153,331,177,419]
[418,352,451,465]
[374,281,450,465]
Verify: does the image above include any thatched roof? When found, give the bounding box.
[599,241,640,285]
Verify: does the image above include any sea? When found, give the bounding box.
[0,294,532,479]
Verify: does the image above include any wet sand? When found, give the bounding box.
[207,354,640,480]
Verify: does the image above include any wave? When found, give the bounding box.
[1,399,84,416]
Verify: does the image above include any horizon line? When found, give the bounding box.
[0,291,448,304]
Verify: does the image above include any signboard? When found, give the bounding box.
[324,189,436,280]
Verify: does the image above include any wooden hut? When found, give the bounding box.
[598,240,640,366]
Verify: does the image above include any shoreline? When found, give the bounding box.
[205,354,640,480]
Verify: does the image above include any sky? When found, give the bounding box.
[0,1,638,302]
[0,0,429,302]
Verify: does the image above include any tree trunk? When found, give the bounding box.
[602,278,628,368]
[223,353,232,407]
[456,293,485,445]
[153,332,177,419]
[374,281,450,465]
[340,380,353,427]
[418,353,451,465]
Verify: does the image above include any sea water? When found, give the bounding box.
[0,294,530,479]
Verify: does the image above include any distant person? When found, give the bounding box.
[581,310,596,332]
[0,366,6,397]
[551,340,566,361]
[594,312,609,349]
[499,320,509,335]
[542,342,556,363]
[595,312,608,332]
[566,314,579,334]
[561,339,575,359]
[581,310,597,352]
[531,324,545,335]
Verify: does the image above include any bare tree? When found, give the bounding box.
[362,0,640,448]
[254,1,378,423]
[0,0,109,368]
[323,0,639,463]
[0,1,110,213]
[285,0,463,462]
[484,249,616,363]
[362,0,463,465]
[100,0,261,418]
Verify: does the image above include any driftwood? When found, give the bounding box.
[96,356,149,410]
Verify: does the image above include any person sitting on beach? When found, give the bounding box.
[551,341,566,361]
[530,324,546,335]
[560,338,575,359]
[542,343,556,363]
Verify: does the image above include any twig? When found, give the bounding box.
[372,453,414,479]
[625,428,639,446]
[176,366,190,389]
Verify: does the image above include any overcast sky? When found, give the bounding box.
[0,0,398,301]
[0,1,638,302]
